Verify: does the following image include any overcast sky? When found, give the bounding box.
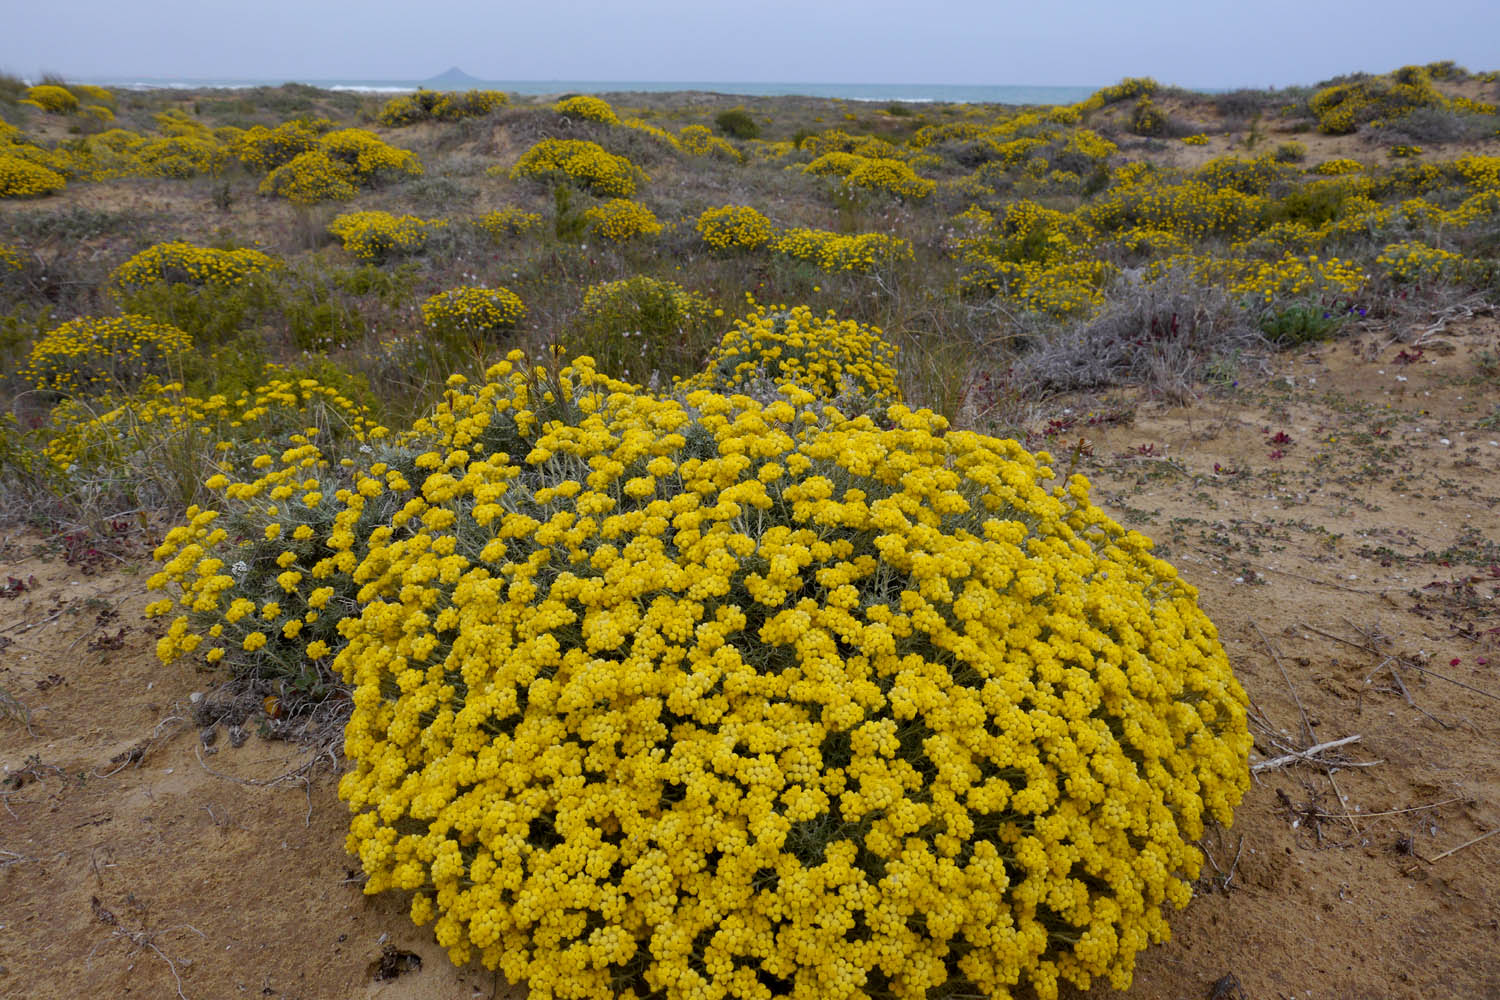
[5,0,1498,89]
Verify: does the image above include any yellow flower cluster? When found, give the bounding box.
[323,350,1248,1000]
[53,373,379,476]
[1084,172,1269,241]
[1222,253,1367,304]
[1077,77,1158,112]
[141,387,385,689]
[421,286,527,339]
[803,151,867,178]
[1061,129,1118,164]
[22,314,193,395]
[259,129,422,204]
[109,241,282,293]
[583,198,664,242]
[696,205,776,251]
[843,157,936,201]
[680,305,901,406]
[0,153,66,197]
[136,135,228,178]
[956,201,1112,314]
[1309,64,1448,135]
[1147,253,1367,306]
[553,95,620,124]
[1311,158,1364,176]
[0,243,20,271]
[24,84,78,113]
[476,207,543,239]
[1375,241,1466,284]
[1180,134,1210,146]
[1453,154,1500,189]
[1194,155,1297,196]
[960,258,1114,317]
[233,119,330,171]
[259,149,359,203]
[74,84,115,108]
[772,228,914,273]
[508,139,644,197]
[379,90,509,126]
[323,127,423,177]
[678,124,743,162]
[329,211,446,261]
[621,118,683,150]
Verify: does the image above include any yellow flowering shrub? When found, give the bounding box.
[681,305,901,409]
[0,153,66,197]
[1180,134,1210,146]
[233,119,330,171]
[1375,241,1467,284]
[421,286,527,339]
[842,157,936,201]
[772,228,914,273]
[23,315,193,395]
[584,198,663,242]
[803,151,868,178]
[153,108,213,138]
[1194,155,1297,196]
[259,129,421,203]
[1453,155,1500,189]
[135,135,228,178]
[678,124,743,162]
[139,380,385,693]
[1311,158,1364,176]
[1077,76,1158,112]
[1129,96,1166,136]
[509,139,644,197]
[1309,64,1447,135]
[553,95,620,124]
[0,243,20,272]
[74,84,114,108]
[25,84,78,113]
[696,205,775,251]
[1147,253,1367,307]
[476,207,544,239]
[379,90,508,126]
[322,351,1249,1000]
[321,128,424,179]
[259,149,360,203]
[621,118,683,150]
[329,211,446,261]
[109,241,282,294]
[961,258,1114,317]
[50,372,379,477]
[1083,173,1269,241]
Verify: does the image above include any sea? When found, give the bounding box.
[90,77,1101,106]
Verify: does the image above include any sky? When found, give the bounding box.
[5,0,1499,89]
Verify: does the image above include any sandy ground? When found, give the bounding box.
[2,319,1498,1000]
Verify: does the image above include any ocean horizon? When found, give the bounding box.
[81,76,1103,105]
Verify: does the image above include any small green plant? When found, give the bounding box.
[568,275,712,382]
[1257,303,1345,346]
[1274,141,1307,163]
[551,184,587,241]
[713,108,760,139]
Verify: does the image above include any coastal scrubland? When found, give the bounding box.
[1,62,1498,1000]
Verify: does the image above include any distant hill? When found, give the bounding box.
[423,66,484,87]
